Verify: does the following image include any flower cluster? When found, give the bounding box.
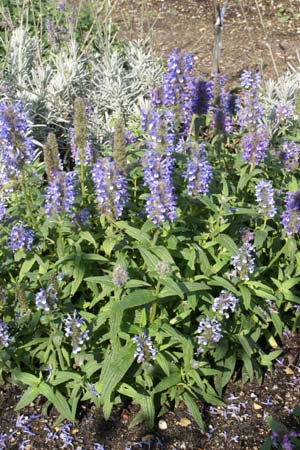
[44,170,77,217]
[0,319,10,347]
[210,73,233,134]
[156,261,171,278]
[8,222,34,252]
[0,102,35,186]
[112,264,128,288]
[143,150,176,226]
[255,179,276,218]
[162,49,195,133]
[132,332,157,363]
[35,284,58,312]
[281,140,300,172]
[70,127,93,166]
[281,191,300,236]
[196,316,223,354]
[230,231,255,281]
[184,142,213,196]
[0,198,6,221]
[240,129,269,165]
[191,78,213,116]
[143,108,176,154]
[92,157,127,220]
[212,290,238,318]
[64,310,89,354]
[271,431,298,450]
[238,70,269,165]
[275,100,294,123]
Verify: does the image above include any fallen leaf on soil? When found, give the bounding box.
[253,402,262,410]
[176,417,192,427]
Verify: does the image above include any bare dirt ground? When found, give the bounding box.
[112,0,300,82]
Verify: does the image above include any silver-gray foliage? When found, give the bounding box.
[0,25,163,143]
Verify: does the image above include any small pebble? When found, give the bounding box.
[158,419,168,430]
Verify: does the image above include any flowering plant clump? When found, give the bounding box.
[0,31,300,438]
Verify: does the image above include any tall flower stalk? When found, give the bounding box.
[72,97,92,198]
[0,102,37,225]
[92,157,127,222]
[238,70,269,167]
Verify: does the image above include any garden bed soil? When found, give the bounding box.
[112,0,300,81]
[0,334,299,449]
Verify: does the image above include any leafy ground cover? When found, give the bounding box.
[1,1,300,449]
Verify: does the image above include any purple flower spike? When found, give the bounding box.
[184,142,213,196]
[92,157,127,221]
[132,332,157,363]
[281,191,300,236]
[142,149,176,226]
[210,73,233,134]
[44,170,77,218]
[196,316,223,353]
[255,179,276,218]
[64,310,89,354]
[212,290,238,318]
[238,70,269,165]
[0,320,10,348]
[281,141,300,172]
[241,130,269,165]
[230,232,255,281]
[8,222,34,252]
[0,102,35,186]
[70,127,93,166]
[162,49,195,133]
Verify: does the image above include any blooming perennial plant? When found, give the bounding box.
[1,45,300,437]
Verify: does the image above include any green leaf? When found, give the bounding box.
[260,350,282,367]
[293,405,300,417]
[153,372,181,394]
[240,285,251,309]
[260,437,272,450]
[237,335,253,357]
[151,246,176,264]
[155,352,170,376]
[129,394,155,429]
[160,278,184,299]
[52,371,82,385]
[38,382,74,421]
[98,344,135,415]
[139,247,160,272]
[161,323,188,346]
[182,392,205,432]
[241,353,254,381]
[19,257,36,281]
[79,231,97,248]
[266,416,288,434]
[84,276,114,288]
[81,253,107,262]
[270,313,283,336]
[125,280,151,288]
[114,290,156,311]
[116,221,150,243]
[254,230,267,249]
[14,371,40,386]
[102,238,118,256]
[71,255,85,295]
[83,360,102,378]
[198,249,212,276]
[209,276,239,296]
[15,387,40,410]
[217,234,238,256]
